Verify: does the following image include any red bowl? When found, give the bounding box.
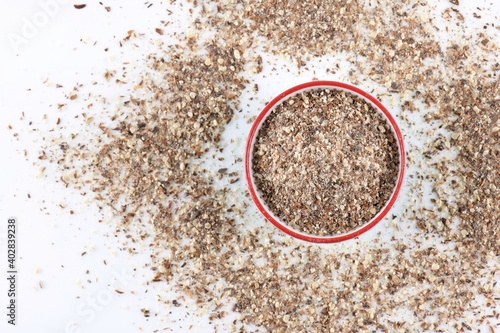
[244,81,406,243]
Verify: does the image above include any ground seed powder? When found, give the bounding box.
[252,89,400,235]
[19,0,499,332]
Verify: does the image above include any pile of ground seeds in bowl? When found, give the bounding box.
[252,88,400,236]
[21,0,500,332]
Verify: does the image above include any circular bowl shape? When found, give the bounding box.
[245,81,406,243]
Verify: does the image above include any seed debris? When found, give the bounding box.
[28,0,500,332]
[253,89,399,235]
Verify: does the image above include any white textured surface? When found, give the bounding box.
[0,1,499,332]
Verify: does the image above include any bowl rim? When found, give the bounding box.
[244,80,406,243]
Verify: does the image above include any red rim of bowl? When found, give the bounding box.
[244,81,406,243]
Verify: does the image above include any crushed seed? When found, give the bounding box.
[24,0,500,332]
[252,89,400,235]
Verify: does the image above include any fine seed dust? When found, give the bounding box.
[252,89,400,235]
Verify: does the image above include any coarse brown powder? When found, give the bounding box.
[252,89,400,235]
[21,0,500,332]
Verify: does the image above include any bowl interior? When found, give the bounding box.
[245,81,406,243]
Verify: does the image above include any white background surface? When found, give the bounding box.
[0,1,499,332]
